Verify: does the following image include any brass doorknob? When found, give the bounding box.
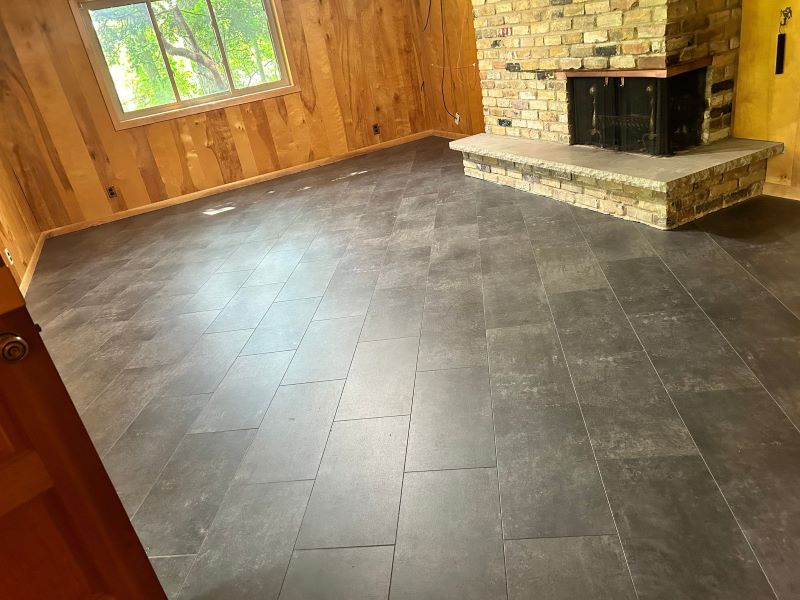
[0,333,29,362]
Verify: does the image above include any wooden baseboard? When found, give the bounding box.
[19,232,47,297]
[44,130,448,240]
[763,182,800,202]
[430,130,471,140]
[23,130,459,291]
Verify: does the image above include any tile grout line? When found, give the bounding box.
[523,208,641,600]
[701,226,800,324]
[381,172,427,600]
[571,211,780,600]
[276,176,402,599]
[475,200,511,600]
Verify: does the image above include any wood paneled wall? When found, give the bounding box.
[0,0,483,288]
[0,154,41,285]
[735,0,800,200]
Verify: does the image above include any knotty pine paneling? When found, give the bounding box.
[0,153,41,285]
[0,0,483,287]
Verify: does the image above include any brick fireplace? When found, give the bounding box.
[451,0,783,228]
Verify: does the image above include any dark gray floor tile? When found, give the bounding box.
[390,468,506,600]
[244,249,304,286]
[482,270,550,329]
[314,270,378,320]
[505,536,636,600]
[236,380,343,484]
[406,367,495,471]
[486,323,575,408]
[216,239,275,272]
[672,387,800,599]
[282,316,363,384]
[182,271,252,313]
[80,365,171,456]
[279,546,393,600]
[630,309,760,393]
[602,256,696,316]
[337,337,418,420]
[534,242,607,294]
[570,352,696,459]
[104,394,209,516]
[495,403,615,539]
[133,429,255,556]
[738,335,800,424]
[549,288,640,361]
[377,246,431,290]
[417,328,488,371]
[126,310,219,368]
[599,455,775,600]
[421,297,484,333]
[296,416,407,549]
[577,217,656,262]
[151,555,195,600]
[178,481,311,600]
[161,329,253,396]
[361,286,425,341]
[276,258,338,301]
[206,283,282,333]
[301,230,352,262]
[190,352,293,433]
[241,297,320,355]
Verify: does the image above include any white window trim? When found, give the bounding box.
[70,0,298,130]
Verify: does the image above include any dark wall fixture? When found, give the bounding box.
[777,7,792,75]
[568,68,706,156]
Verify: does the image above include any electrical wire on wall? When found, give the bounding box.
[422,0,477,125]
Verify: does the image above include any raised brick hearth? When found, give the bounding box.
[454,0,781,227]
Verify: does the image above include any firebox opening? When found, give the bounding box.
[568,67,707,157]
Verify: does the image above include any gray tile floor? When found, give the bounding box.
[26,137,800,599]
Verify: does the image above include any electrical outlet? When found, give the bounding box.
[106,185,119,199]
[3,248,13,266]
[454,112,461,125]
[372,123,381,135]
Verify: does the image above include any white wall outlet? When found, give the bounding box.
[3,248,13,266]
[454,112,461,126]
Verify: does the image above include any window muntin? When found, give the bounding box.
[77,0,292,124]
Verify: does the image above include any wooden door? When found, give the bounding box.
[0,264,166,599]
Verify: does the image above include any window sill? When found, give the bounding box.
[110,84,301,131]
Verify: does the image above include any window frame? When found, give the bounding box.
[71,0,298,130]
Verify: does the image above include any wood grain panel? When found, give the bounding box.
[0,153,41,286]
[0,0,483,290]
[735,0,800,199]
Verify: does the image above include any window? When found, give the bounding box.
[72,0,294,128]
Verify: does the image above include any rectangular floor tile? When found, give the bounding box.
[336,337,418,420]
[133,429,255,556]
[406,367,496,472]
[181,270,252,313]
[361,286,425,341]
[549,288,640,361]
[206,283,282,333]
[599,454,775,600]
[190,351,294,433]
[505,536,635,600]
[282,316,363,385]
[417,328,488,371]
[161,329,253,396]
[279,546,393,600]
[240,297,320,355]
[277,259,339,301]
[495,403,615,539]
[236,380,344,484]
[151,555,195,600]
[296,416,408,549]
[314,270,379,320]
[630,309,760,393]
[179,481,312,600]
[390,468,506,600]
[569,352,697,459]
[486,323,576,409]
[244,249,304,286]
[103,394,209,516]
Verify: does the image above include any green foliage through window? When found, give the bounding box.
[86,0,286,114]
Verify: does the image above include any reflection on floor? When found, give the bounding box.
[27,136,800,599]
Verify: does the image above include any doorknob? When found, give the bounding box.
[0,333,29,362]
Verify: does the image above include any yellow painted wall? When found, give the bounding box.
[735,0,800,200]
